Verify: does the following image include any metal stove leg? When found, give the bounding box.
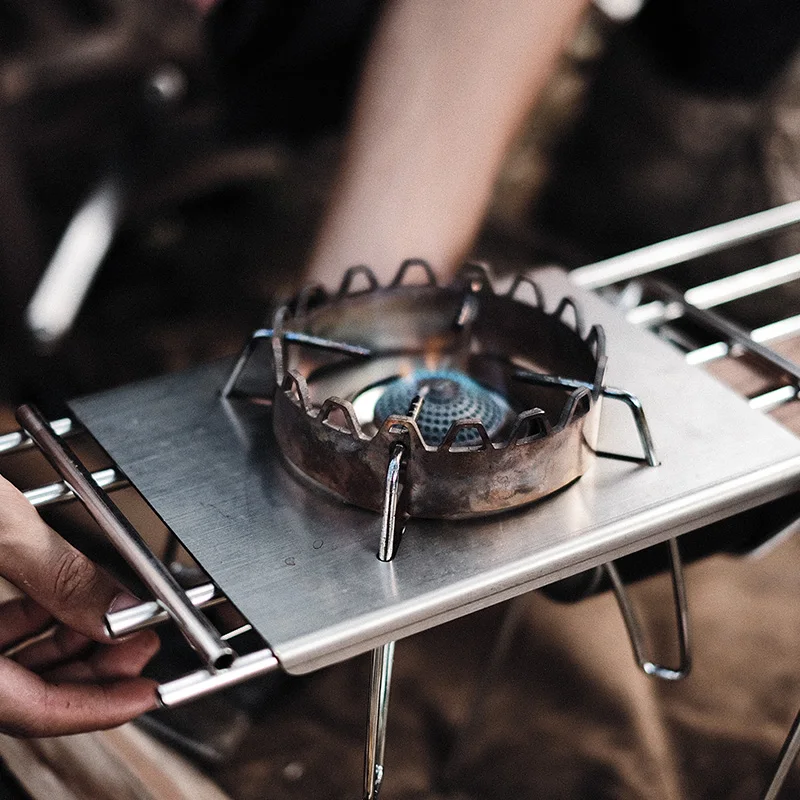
[364,388,423,799]
[364,442,407,799]
[513,370,660,466]
[364,641,396,800]
[601,386,659,467]
[378,445,405,563]
[604,537,691,681]
[222,328,271,398]
[763,708,800,800]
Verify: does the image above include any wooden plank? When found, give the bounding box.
[0,725,232,800]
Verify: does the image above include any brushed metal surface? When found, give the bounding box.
[69,268,800,675]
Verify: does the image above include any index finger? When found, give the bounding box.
[0,475,136,642]
[0,595,51,650]
[0,656,157,738]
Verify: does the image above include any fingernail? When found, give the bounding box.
[108,591,141,615]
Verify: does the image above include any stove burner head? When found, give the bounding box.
[264,261,607,519]
[374,370,513,446]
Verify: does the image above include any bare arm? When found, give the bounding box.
[307,0,589,285]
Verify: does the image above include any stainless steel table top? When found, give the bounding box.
[69,269,800,674]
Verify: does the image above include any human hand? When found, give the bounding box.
[0,474,159,737]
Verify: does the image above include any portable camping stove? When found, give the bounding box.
[4,210,800,798]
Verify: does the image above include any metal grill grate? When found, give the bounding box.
[572,202,800,800]
[2,206,800,798]
[572,202,800,426]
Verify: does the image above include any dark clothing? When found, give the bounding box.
[637,0,800,96]
[208,0,382,138]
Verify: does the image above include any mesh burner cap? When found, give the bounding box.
[374,369,512,446]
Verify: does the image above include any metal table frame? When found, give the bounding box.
[5,201,800,798]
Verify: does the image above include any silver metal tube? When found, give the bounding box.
[0,417,73,455]
[17,405,234,671]
[684,253,800,309]
[24,468,125,508]
[639,282,800,384]
[686,314,800,366]
[378,445,405,563]
[628,253,800,328]
[755,314,800,344]
[157,649,279,707]
[604,538,691,681]
[749,385,799,412]
[363,640,395,800]
[571,199,800,289]
[763,708,800,800]
[105,582,222,638]
[221,623,252,641]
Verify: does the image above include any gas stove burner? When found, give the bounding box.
[226,260,608,518]
[373,369,513,446]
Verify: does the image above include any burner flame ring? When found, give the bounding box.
[271,262,606,519]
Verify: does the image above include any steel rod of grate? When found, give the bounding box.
[749,385,800,413]
[571,199,800,289]
[625,301,679,327]
[0,417,73,455]
[512,370,659,466]
[105,582,223,638]
[685,253,800,308]
[2,609,249,662]
[641,282,800,385]
[16,405,235,671]
[157,649,280,707]
[687,314,800,366]
[604,538,691,681]
[763,708,800,800]
[627,254,800,327]
[221,623,252,641]
[23,467,126,507]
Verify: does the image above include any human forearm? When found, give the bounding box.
[307,0,589,285]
